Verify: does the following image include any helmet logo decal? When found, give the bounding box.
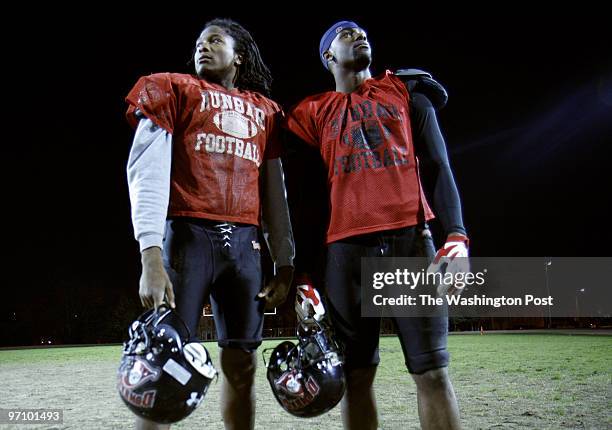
[119,387,157,409]
[186,391,204,408]
[121,358,161,389]
[184,342,218,380]
[118,358,161,409]
[275,371,321,411]
[275,370,304,396]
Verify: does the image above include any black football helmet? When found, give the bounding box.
[265,316,346,418]
[117,306,217,424]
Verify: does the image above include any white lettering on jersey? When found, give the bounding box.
[254,108,265,130]
[221,93,233,110]
[235,139,244,157]
[200,90,267,134]
[210,92,221,109]
[226,136,235,155]
[200,92,209,112]
[195,133,215,152]
[215,135,225,153]
[244,141,252,161]
[233,98,244,114]
[195,133,260,167]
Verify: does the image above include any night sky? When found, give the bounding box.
[3,8,611,345]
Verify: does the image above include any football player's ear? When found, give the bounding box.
[324,50,335,67]
[234,54,243,67]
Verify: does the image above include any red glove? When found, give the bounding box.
[432,234,469,264]
[294,274,326,321]
[428,234,470,296]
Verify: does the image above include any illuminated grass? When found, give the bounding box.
[0,334,610,429]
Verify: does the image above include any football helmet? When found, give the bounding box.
[265,315,345,417]
[117,306,217,424]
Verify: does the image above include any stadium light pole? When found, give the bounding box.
[544,260,552,328]
[575,288,586,325]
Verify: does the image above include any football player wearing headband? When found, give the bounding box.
[284,20,467,429]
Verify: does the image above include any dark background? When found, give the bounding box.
[2,8,610,345]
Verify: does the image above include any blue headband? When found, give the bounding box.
[319,20,359,70]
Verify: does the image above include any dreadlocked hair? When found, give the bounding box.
[203,18,273,97]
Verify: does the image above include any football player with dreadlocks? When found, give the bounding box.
[284,21,467,429]
[125,18,294,429]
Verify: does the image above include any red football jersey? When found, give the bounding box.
[285,71,434,243]
[126,73,283,226]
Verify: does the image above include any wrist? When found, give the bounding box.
[276,266,294,277]
[446,233,469,247]
[141,246,163,266]
[276,265,294,283]
[294,272,312,285]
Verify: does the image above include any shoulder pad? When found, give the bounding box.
[395,68,448,110]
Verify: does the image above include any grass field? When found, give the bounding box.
[0,334,610,429]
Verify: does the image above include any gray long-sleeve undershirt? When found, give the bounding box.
[126,118,294,267]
